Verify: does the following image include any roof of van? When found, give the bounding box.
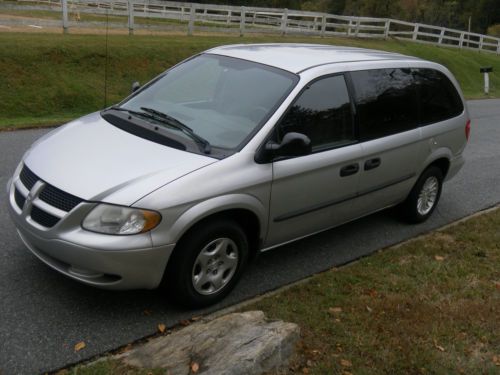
[206,44,419,74]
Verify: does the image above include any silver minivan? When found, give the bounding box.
[7,44,469,307]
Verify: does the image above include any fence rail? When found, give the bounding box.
[2,0,499,54]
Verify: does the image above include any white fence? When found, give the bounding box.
[2,0,499,54]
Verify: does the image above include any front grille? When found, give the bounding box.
[19,165,39,190]
[14,188,26,210]
[16,164,85,228]
[39,184,83,212]
[30,205,60,228]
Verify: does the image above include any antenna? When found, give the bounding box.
[104,9,109,108]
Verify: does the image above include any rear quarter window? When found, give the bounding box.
[413,68,464,124]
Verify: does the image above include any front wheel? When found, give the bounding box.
[165,219,249,308]
[400,166,443,223]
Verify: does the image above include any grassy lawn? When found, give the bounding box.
[0,32,499,129]
[247,208,500,374]
[65,208,500,375]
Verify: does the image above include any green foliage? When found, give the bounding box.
[488,23,500,36]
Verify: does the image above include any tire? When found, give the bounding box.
[400,166,443,223]
[164,219,249,308]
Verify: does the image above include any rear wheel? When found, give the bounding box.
[401,166,443,223]
[165,219,248,308]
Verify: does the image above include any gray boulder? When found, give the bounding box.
[119,310,300,375]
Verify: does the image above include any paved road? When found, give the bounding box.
[1,100,499,374]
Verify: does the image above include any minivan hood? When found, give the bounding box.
[23,112,217,206]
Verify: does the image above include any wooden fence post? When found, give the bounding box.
[459,32,464,48]
[355,20,360,37]
[127,0,134,35]
[281,8,288,36]
[227,10,231,25]
[384,19,390,39]
[479,35,484,51]
[62,0,68,34]
[188,5,195,36]
[321,15,326,37]
[412,24,419,40]
[239,6,245,37]
[438,28,445,44]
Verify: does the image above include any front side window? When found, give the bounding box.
[278,75,355,151]
[351,68,419,141]
[120,54,297,151]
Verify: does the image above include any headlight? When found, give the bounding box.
[82,204,161,235]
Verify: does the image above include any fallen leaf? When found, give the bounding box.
[117,343,133,354]
[157,323,166,333]
[180,319,191,326]
[306,359,313,367]
[302,367,310,374]
[434,255,445,261]
[494,281,500,290]
[74,341,86,352]
[191,316,202,322]
[328,307,342,314]
[366,306,373,313]
[190,362,199,373]
[492,355,500,366]
[340,358,352,367]
[143,309,153,316]
[433,339,445,352]
[368,288,378,297]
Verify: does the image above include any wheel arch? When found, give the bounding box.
[420,148,452,179]
[167,194,267,260]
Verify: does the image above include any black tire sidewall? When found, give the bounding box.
[166,219,249,308]
[403,166,443,223]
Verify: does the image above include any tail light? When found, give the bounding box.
[465,119,471,141]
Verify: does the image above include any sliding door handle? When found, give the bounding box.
[364,158,381,171]
[340,163,359,177]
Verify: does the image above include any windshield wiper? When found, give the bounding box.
[108,106,211,154]
[108,106,146,118]
[140,107,211,154]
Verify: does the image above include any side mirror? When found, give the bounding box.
[256,132,311,163]
[131,81,141,93]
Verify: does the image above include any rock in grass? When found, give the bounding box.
[119,311,299,375]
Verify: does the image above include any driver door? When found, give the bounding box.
[265,74,363,247]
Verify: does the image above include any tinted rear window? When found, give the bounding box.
[413,68,464,124]
[350,68,463,141]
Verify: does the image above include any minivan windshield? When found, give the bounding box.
[119,54,298,151]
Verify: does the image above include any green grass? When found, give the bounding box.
[246,208,500,374]
[1,32,499,128]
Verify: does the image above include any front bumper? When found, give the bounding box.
[7,166,175,290]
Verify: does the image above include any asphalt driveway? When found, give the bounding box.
[1,99,499,374]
